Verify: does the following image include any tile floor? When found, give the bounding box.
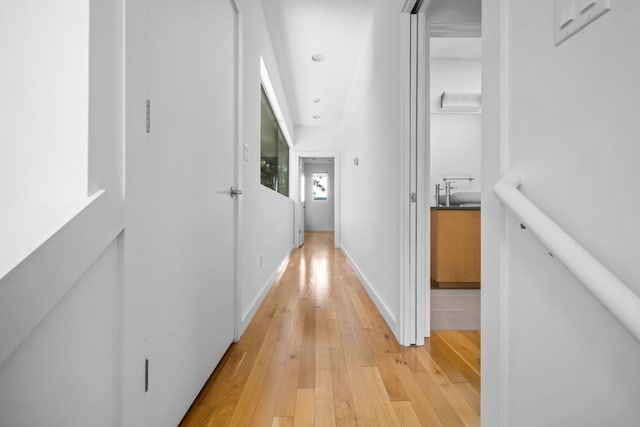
[431,289,481,330]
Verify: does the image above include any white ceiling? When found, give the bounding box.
[262,0,375,128]
[261,0,480,129]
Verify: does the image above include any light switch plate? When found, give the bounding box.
[243,143,249,161]
[575,0,611,28]
[558,0,576,29]
[556,0,577,45]
[556,0,611,46]
[577,0,597,14]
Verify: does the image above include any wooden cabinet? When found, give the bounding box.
[431,209,480,288]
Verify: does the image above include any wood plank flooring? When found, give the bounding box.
[180,232,480,426]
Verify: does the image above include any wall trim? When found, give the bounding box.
[341,247,399,340]
[239,247,294,336]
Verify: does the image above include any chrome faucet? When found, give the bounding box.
[435,184,441,206]
[444,181,456,206]
[442,177,475,207]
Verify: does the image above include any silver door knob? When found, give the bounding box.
[230,187,243,198]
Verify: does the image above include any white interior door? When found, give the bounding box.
[294,201,305,247]
[300,161,305,245]
[143,0,237,424]
[402,9,428,346]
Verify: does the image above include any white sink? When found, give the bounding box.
[451,190,481,205]
[436,190,481,206]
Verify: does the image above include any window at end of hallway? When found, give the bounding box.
[260,87,289,197]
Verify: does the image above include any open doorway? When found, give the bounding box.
[293,152,341,249]
[429,37,482,330]
[403,0,482,341]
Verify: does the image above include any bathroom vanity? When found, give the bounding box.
[431,206,480,288]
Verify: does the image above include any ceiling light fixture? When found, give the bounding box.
[313,98,321,103]
[311,54,325,62]
[312,115,321,119]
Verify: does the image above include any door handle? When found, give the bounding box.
[230,187,243,198]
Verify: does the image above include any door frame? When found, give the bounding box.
[231,0,243,342]
[400,1,430,346]
[416,11,430,343]
[293,151,341,248]
[481,0,508,424]
[401,0,505,422]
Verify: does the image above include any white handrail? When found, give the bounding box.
[493,170,640,342]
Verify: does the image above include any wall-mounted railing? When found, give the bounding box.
[493,170,640,342]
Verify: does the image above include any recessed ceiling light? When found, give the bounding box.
[313,98,321,103]
[312,115,321,119]
[311,54,325,62]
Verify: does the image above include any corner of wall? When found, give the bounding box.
[340,247,400,340]
[337,0,404,344]
[239,248,293,336]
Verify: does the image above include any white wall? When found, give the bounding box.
[484,1,640,425]
[0,239,120,427]
[237,0,296,332]
[0,0,89,204]
[0,1,125,425]
[430,58,481,112]
[339,0,404,338]
[430,59,481,203]
[304,162,335,231]
[1,0,298,425]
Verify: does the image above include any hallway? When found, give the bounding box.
[181,233,480,426]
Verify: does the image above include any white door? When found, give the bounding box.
[295,201,305,247]
[402,10,428,346]
[142,0,237,424]
[298,160,305,246]
[300,202,305,245]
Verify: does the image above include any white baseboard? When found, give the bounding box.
[340,247,399,339]
[239,247,293,336]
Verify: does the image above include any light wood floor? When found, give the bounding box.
[181,232,480,426]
